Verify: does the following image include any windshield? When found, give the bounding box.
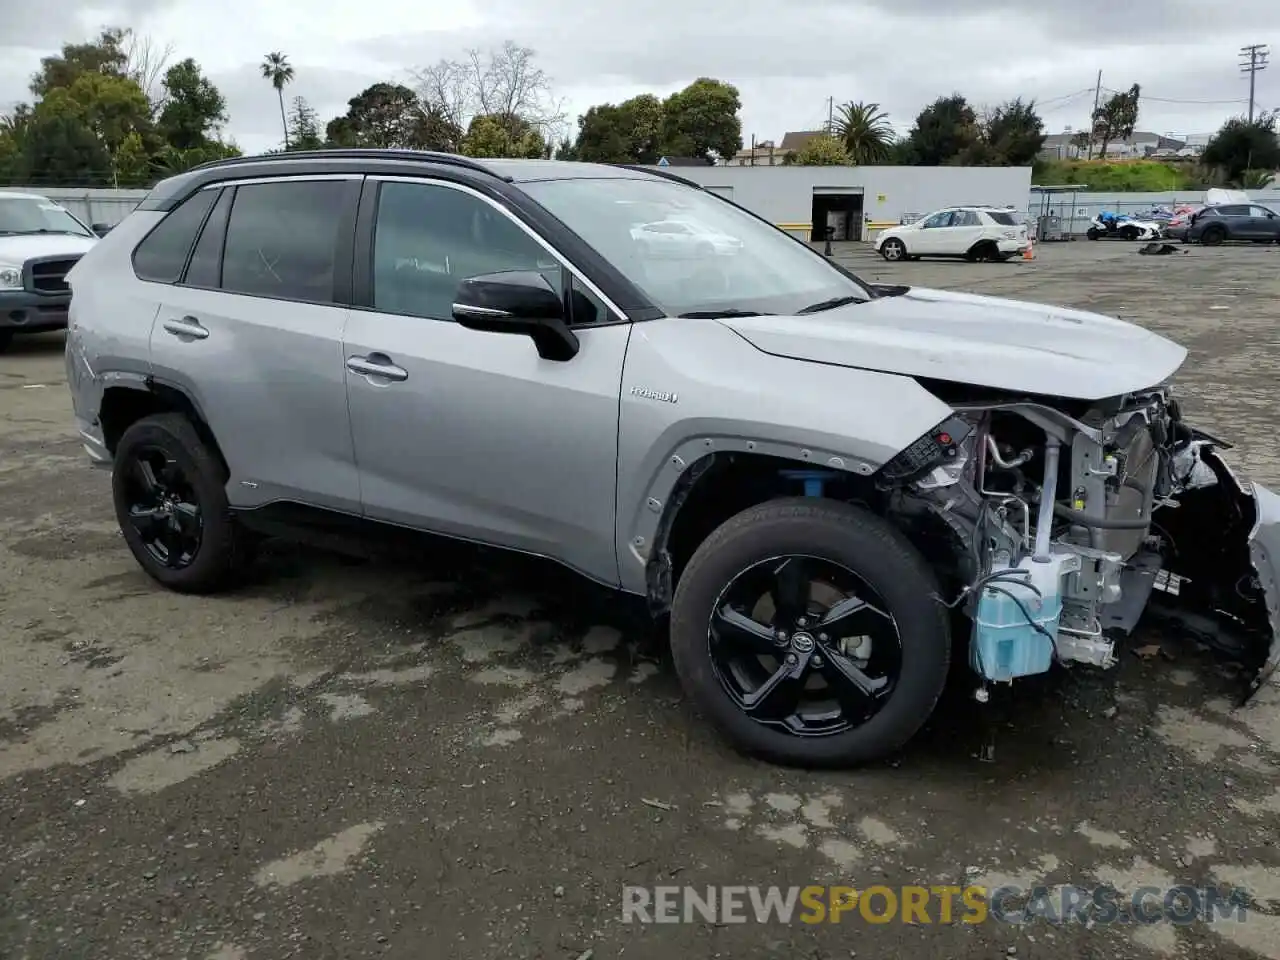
[0,197,94,237]
[521,177,872,317]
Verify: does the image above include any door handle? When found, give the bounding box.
[347,354,408,382]
[162,316,209,340]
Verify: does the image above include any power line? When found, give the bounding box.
[1240,43,1270,122]
[1101,86,1247,105]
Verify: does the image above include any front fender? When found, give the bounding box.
[613,316,953,594]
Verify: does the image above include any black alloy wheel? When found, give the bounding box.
[118,444,204,569]
[707,554,902,737]
[669,498,951,767]
[112,412,254,594]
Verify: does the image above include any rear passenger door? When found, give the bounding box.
[1216,205,1250,239]
[143,175,363,513]
[947,210,985,255]
[341,176,630,583]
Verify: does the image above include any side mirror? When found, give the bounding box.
[91,223,112,237]
[452,270,579,362]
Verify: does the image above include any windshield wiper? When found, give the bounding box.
[677,309,775,319]
[796,295,865,314]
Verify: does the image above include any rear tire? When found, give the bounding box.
[669,497,951,768]
[879,238,907,262]
[1201,224,1226,246]
[1086,227,1101,240]
[0,331,12,354]
[112,413,254,594]
[965,241,999,262]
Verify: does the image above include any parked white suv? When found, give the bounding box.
[629,218,744,258]
[875,206,1029,263]
[0,190,102,352]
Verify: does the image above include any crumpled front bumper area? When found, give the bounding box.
[1224,459,1280,696]
[1155,441,1280,702]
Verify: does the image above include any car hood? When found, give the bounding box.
[719,286,1187,400]
[0,234,97,263]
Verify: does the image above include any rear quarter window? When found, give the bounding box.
[985,211,1019,226]
[132,189,219,283]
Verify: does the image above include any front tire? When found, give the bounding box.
[1086,227,1101,240]
[669,498,951,768]
[112,413,253,594]
[0,330,12,353]
[879,238,907,262]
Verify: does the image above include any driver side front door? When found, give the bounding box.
[913,211,954,254]
[341,177,631,584]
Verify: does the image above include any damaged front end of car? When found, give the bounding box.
[879,381,1280,702]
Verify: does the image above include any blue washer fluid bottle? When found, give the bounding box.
[970,557,1066,683]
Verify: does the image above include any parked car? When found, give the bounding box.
[64,150,1280,768]
[1162,207,1203,242]
[1085,211,1163,241]
[629,218,743,258]
[874,206,1029,262]
[1185,203,1280,244]
[0,190,101,352]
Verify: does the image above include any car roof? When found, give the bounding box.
[465,158,661,183]
[138,150,693,213]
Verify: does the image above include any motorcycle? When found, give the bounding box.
[1086,211,1163,241]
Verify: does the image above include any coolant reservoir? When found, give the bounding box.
[970,556,1076,682]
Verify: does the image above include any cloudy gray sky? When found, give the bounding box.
[3,0,1278,155]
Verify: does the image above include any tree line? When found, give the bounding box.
[1,27,1276,189]
[0,28,238,187]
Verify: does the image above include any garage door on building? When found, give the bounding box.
[812,186,866,242]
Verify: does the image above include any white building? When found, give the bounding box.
[641,164,1033,241]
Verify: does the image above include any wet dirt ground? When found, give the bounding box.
[4,240,1280,959]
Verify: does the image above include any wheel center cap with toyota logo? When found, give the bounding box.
[791,632,816,653]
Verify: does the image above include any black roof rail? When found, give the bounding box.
[188,148,501,177]
[614,163,703,188]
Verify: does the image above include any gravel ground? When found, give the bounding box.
[4,239,1280,959]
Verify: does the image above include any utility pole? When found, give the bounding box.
[827,97,834,135]
[1240,44,1270,123]
[1086,70,1102,160]
[750,133,756,166]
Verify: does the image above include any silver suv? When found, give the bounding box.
[65,150,1280,768]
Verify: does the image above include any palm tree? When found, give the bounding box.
[260,52,295,149]
[831,101,895,165]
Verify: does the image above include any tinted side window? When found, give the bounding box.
[921,212,953,229]
[372,180,560,321]
[1218,205,1248,217]
[220,180,349,303]
[183,188,233,288]
[952,211,980,227]
[132,188,219,283]
[986,211,1017,226]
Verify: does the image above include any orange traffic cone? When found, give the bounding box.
[1023,239,1035,261]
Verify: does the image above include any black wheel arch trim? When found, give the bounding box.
[99,376,229,475]
[634,441,890,613]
